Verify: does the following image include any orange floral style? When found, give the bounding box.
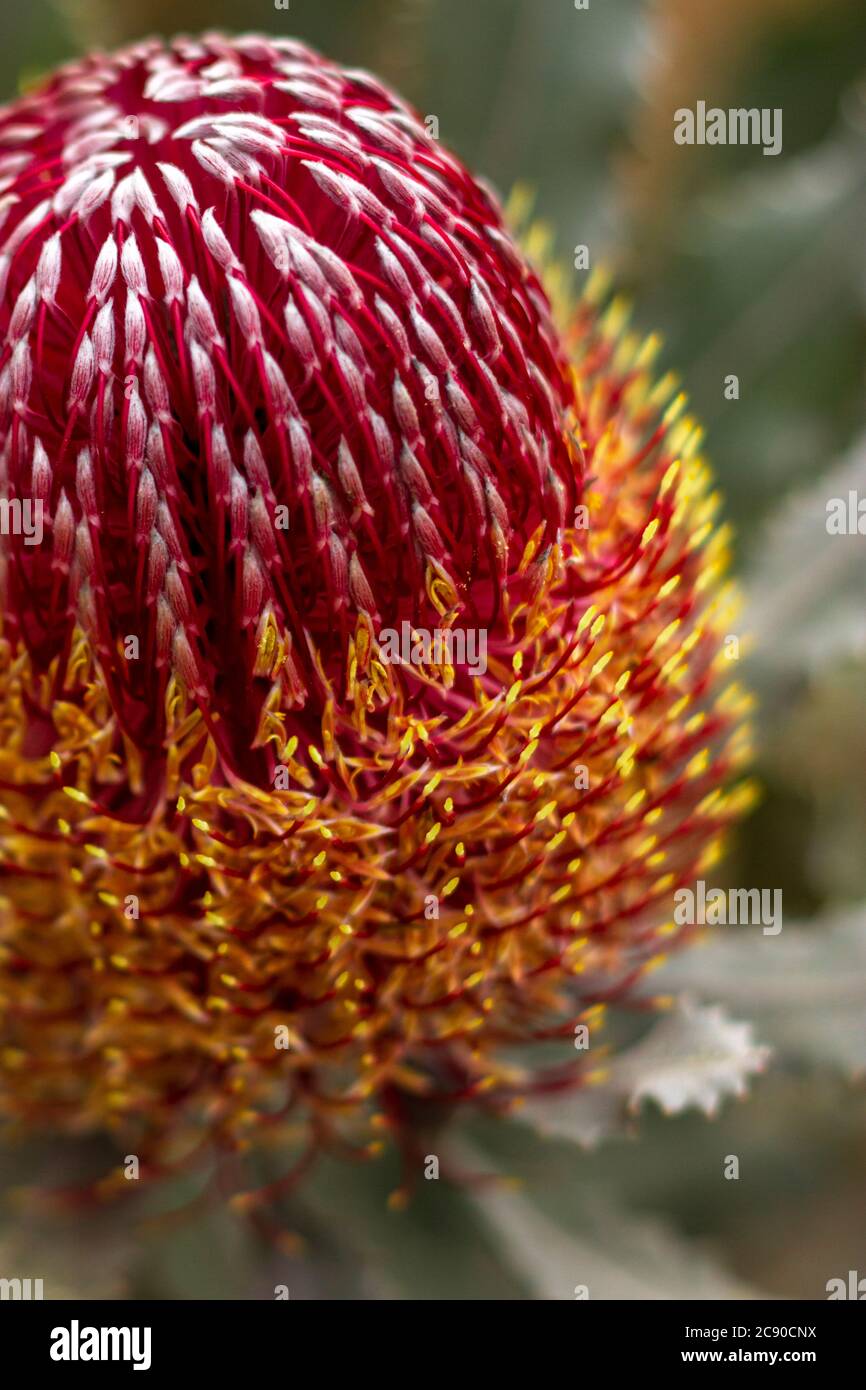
[0,35,752,1195]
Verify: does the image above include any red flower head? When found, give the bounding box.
[0,34,751,1191]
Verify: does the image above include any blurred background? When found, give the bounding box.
[1,0,865,1299]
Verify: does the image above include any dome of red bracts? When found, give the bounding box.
[0,33,752,1197]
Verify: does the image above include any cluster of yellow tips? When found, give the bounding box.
[0,275,753,1182]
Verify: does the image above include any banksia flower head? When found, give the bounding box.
[0,33,751,1192]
